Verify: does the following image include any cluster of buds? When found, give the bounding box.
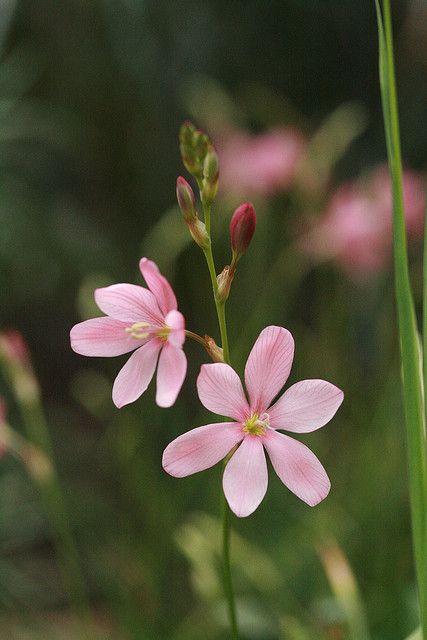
[179,121,219,207]
[178,121,256,304]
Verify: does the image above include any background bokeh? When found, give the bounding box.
[0,0,427,638]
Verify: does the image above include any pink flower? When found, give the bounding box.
[218,128,306,197]
[163,326,343,517]
[302,165,425,280]
[70,258,187,408]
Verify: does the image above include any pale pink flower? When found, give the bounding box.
[218,128,306,197]
[70,258,187,408]
[302,165,425,279]
[163,326,343,517]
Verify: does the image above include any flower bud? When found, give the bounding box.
[216,265,235,303]
[202,145,219,204]
[176,176,197,223]
[188,219,210,250]
[230,202,256,263]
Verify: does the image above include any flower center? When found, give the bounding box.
[156,326,171,342]
[243,413,269,436]
[126,322,171,342]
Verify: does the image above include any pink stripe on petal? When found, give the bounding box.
[140,258,177,315]
[165,310,185,348]
[268,379,344,432]
[112,339,161,408]
[162,422,243,477]
[95,284,163,325]
[156,343,187,408]
[245,326,294,415]
[197,363,250,421]
[264,430,330,506]
[70,317,137,357]
[223,436,268,517]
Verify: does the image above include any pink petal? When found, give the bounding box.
[263,429,330,506]
[70,317,137,357]
[139,258,177,316]
[165,310,185,348]
[156,343,187,408]
[197,363,250,421]
[112,339,161,408]
[268,379,344,432]
[95,284,163,325]
[245,326,295,415]
[223,436,268,517]
[163,422,243,477]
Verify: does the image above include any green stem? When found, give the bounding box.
[222,487,239,639]
[377,1,427,634]
[198,186,239,638]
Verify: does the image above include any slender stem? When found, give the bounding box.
[217,302,230,364]
[222,487,239,639]
[378,1,427,634]
[198,185,239,638]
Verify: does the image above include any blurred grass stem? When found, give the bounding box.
[376,0,427,634]
[0,347,92,635]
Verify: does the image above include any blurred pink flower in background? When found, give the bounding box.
[71,258,187,408]
[0,329,30,364]
[218,127,306,197]
[163,326,343,517]
[302,165,425,280]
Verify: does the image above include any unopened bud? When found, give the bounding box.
[230,202,256,263]
[179,120,196,146]
[204,336,224,363]
[216,265,235,303]
[176,176,197,223]
[188,219,210,250]
[202,146,219,204]
[193,129,209,159]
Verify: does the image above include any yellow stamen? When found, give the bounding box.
[243,414,268,436]
[126,322,150,340]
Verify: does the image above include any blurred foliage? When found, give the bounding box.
[0,0,426,638]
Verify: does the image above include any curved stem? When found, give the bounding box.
[185,329,208,347]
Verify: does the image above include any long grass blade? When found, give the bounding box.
[375,1,427,634]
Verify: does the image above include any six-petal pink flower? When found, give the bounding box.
[163,326,343,517]
[70,258,187,408]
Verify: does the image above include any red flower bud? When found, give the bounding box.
[176,176,197,223]
[230,202,256,261]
